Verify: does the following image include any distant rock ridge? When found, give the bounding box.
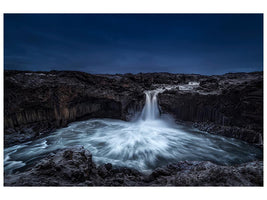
[4,70,263,146]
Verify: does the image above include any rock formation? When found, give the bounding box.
[4,70,263,146]
[159,72,263,145]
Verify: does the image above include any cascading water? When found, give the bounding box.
[4,87,262,175]
[140,89,162,121]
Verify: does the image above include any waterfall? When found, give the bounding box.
[139,86,178,121]
[140,89,162,121]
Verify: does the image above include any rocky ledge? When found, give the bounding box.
[4,70,263,146]
[4,147,263,186]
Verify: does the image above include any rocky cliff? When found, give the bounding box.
[159,72,263,145]
[4,70,263,146]
[4,71,145,146]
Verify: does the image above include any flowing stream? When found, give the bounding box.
[4,88,262,174]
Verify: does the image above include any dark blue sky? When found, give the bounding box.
[4,14,263,75]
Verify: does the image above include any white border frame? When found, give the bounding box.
[0,1,265,200]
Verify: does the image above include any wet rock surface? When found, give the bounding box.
[4,70,263,146]
[4,148,263,186]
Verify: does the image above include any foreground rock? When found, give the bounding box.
[4,148,263,186]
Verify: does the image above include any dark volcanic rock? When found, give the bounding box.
[159,72,263,144]
[4,148,263,186]
[4,70,263,146]
[4,71,146,146]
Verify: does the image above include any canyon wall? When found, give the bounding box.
[159,73,263,144]
[4,70,263,146]
[4,71,145,146]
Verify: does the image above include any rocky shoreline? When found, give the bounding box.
[4,147,263,186]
